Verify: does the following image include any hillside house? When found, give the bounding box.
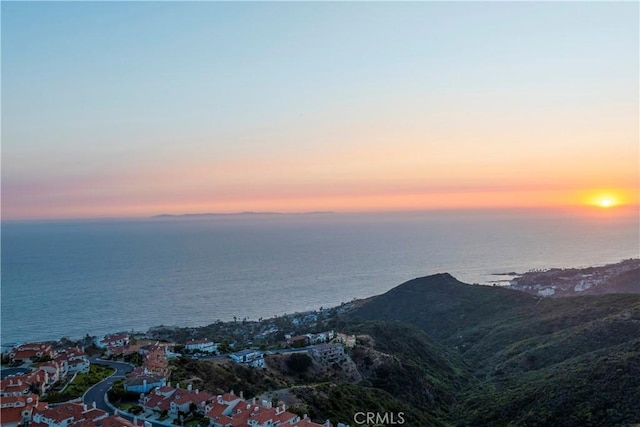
[185,338,218,353]
[310,344,344,364]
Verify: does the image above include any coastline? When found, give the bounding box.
[3,258,637,350]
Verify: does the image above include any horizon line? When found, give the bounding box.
[3,204,639,223]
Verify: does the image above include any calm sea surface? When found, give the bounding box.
[2,210,638,346]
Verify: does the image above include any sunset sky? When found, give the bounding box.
[2,2,638,220]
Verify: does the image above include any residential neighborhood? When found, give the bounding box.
[138,384,339,427]
[1,314,356,427]
[1,343,93,427]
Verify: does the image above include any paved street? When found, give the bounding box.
[83,358,169,427]
[83,357,133,413]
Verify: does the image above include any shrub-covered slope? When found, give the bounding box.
[347,274,640,425]
[170,273,640,426]
[348,273,537,341]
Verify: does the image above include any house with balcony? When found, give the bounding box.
[309,343,344,364]
[185,338,218,353]
[229,349,265,368]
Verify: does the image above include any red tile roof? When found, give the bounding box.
[229,407,252,427]
[0,406,26,424]
[0,394,39,425]
[99,414,141,427]
[35,403,107,424]
[221,393,238,403]
[215,414,234,426]
[204,402,228,419]
[172,392,195,406]
[142,393,166,410]
[1,394,31,405]
[103,334,129,342]
[290,419,329,427]
[14,343,52,352]
[252,407,277,424]
[276,410,299,424]
[157,399,172,412]
[1,377,31,395]
[11,349,40,360]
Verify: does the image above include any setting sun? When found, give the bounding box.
[583,191,626,209]
[599,198,614,208]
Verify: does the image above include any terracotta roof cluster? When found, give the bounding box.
[0,376,31,396]
[142,391,173,412]
[65,347,88,359]
[142,347,168,375]
[226,402,299,426]
[0,393,41,425]
[32,402,108,427]
[142,385,214,412]
[206,398,331,427]
[1,368,52,397]
[9,343,54,362]
[139,386,332,427]
[100,334,130,347]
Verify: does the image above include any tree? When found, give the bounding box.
[124,352,143,366]
[1,353,11,365]
[286,353,312,374]
[218,341,231,354]
[29,382,41,395]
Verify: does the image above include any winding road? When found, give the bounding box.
[84,357,169,427]
[83,357,133,412]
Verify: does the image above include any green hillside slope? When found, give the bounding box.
[346,274,640,425]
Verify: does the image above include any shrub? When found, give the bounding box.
[286,354,312,373]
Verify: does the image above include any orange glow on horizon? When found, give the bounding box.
[579,189,636,210]
[4,186,638,221]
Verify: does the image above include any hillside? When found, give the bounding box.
[168,272,640,426]
[346,273,640,425]
[347,273,537,340]
[455,339,640,426]
[170,321,475,425]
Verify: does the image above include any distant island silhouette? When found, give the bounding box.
[151,211,334,218]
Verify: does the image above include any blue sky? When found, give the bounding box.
[2,1,638,219]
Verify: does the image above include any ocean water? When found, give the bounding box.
[1,210,638,346]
